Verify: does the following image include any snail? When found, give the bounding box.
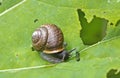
[32,24,80,63]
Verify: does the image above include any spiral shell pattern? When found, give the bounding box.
[32,24,64,54]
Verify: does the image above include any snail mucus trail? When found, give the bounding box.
[32,24,80,63]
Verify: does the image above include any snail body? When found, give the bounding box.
[32,24,78,63]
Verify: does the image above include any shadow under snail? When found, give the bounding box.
[31,24,80,63]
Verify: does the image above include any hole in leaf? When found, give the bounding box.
[107,69,120,78]
[103,11,106,13]
[110,22,114,25]
[115,19,120,26]
[34,19,39,23]
[77,9,108,45]
[15,54,19,57]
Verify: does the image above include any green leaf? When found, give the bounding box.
[0,0,83,69]
[0,0,22,13]
[0,0,120,78]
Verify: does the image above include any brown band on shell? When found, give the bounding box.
[43,47,64,54]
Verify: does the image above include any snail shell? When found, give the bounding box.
[32,24,64,54]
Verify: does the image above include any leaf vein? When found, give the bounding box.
[0,64,55,72]
[0,0,26,17]
[80,36,120,53]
